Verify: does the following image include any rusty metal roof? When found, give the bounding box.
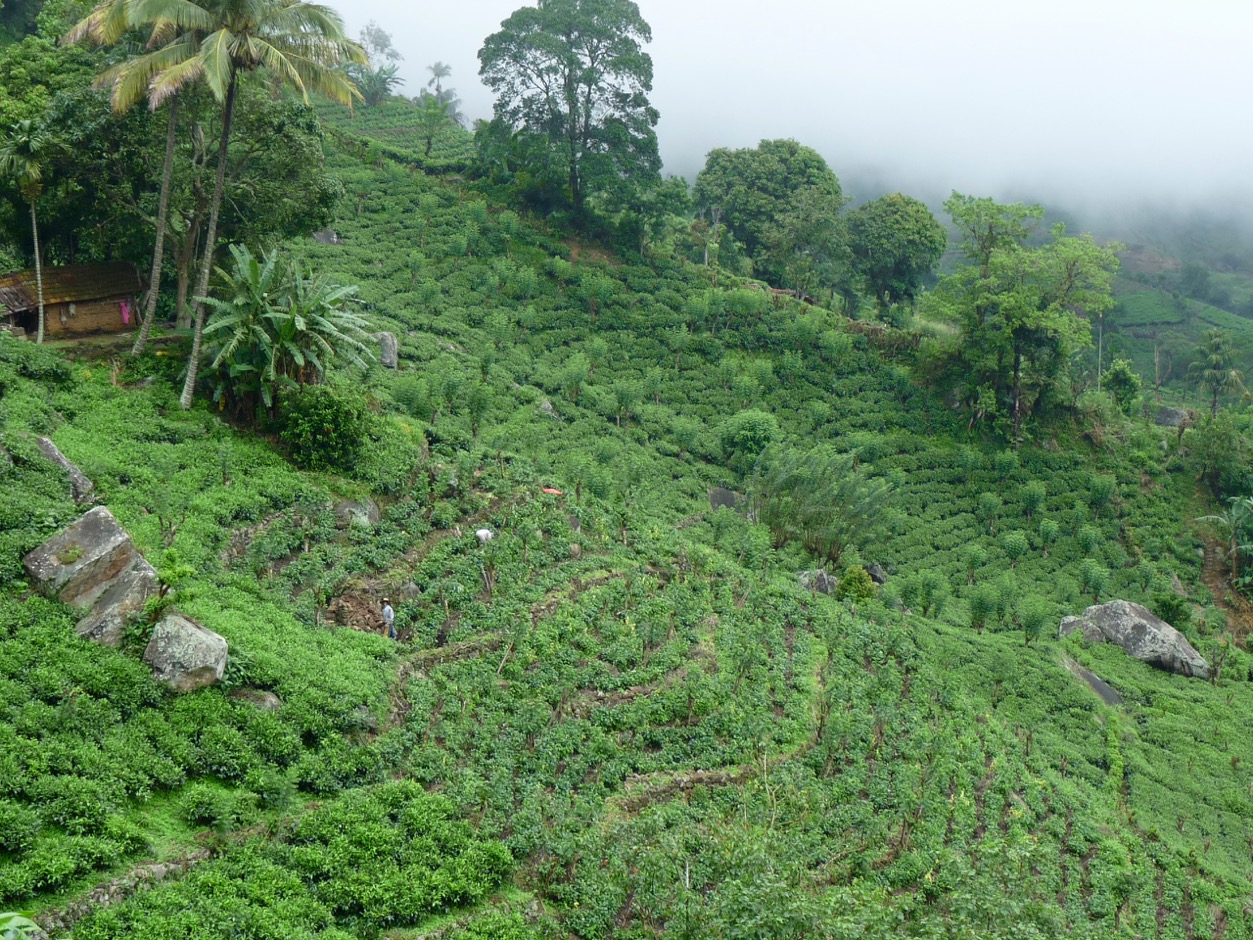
[0,262,144,314]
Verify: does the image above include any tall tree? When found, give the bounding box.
[426,59,450,96]
[924,193,1120,443]
[847,193,947,311]
[126,0,365,409]
[478,0,660,219]
[693,139,845,289]
[1189,328,1246,416]
[0,120,54,343]
[64,0,204,356]
[359,20,400,63]
[348,21,402,106]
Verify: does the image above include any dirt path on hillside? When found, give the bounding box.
[1201,537,1253,641]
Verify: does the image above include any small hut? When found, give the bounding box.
[0,262,145,338]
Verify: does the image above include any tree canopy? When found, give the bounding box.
[693,139,845,289]
[478,0,660,219]
[847,193,947,311]
[922,192,1120,442]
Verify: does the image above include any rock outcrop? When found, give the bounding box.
[25,508,229,691]
[1059,600,1209,679]
[708,487,743,511]
[798,569,837,595]
[866,563,888,585]
[22,506,158,646]
[373,331,398,369]
[230,688,282,711]
[143,613,229,692]
[36,436,95,504]
[1154,406,1191,428]
[333,497,380,529]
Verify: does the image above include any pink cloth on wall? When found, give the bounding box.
[120,300,131,325]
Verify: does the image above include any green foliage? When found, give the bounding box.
[1103,358,1142,414]
[834,565,876,603]
[1089,474,1117,517]
[922,193,1121,441]
[1079,558,1109,602]
[694,139,845,288]
[477,0,659,218]
[0,912,39,940]
[202,244,372,417]
[1020,480,1046,519]
[1186,411,1251,499]
[749,445,893,565]
[847,192,947,310]
[967,582,998,634]
[1017,595,1051,645]
[1188,328,1245,416]
[1002,530,1029,567]
[1038,518,1060,556]
[277,382,371,472]
[1151,591,1191,629]
[718,409,780,473]
[901,569,948,617]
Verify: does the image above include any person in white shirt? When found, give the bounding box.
[381,598,396,640]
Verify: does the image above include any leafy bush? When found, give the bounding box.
[278,382,371,472]
[835,565,876,603]
[718,409,780,473]
[749,445,893,565]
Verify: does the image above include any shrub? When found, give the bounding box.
[1002,531,1029,568]
[1151,591,1191,629]
[1038,518,1060,557]
[835,566,876,604]
[1021,481,1047,519]
[718,410,780,474]
[278,382,371,472]
[1017,596,1051,645]
[968,584,997,634]
[1077,525,1102,556]
[1104,358,1142,414]
[0,800,41,854]
[1089,475,1117,517]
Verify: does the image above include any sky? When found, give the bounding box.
[339,0,1253,212]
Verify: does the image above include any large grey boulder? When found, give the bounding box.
[798,569,837,595]
[1154,406,1191,429]
[143,613,229,692]
[866,563,888,585]
[23,507,158,645]
[1059,600,1209,679]
[37,437,95,504]
[708,487,743,511]
[333,497,380,529]
[373,331,398,369]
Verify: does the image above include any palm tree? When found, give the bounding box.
[127,0,365,410]
[201,243,371,417]
[426,60,450,97]
[1189,328,1246,416]
[64,0,199,357]
[0,121,54,344]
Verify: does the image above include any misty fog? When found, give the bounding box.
[339,0,1253,216]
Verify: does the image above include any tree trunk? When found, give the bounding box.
[1011,346,1024,446]
[133,97,180,356]
[31,201,43,344]
[180,75,237,411]
[175,239,193,329]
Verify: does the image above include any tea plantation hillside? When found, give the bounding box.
[5,121,1253,940]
